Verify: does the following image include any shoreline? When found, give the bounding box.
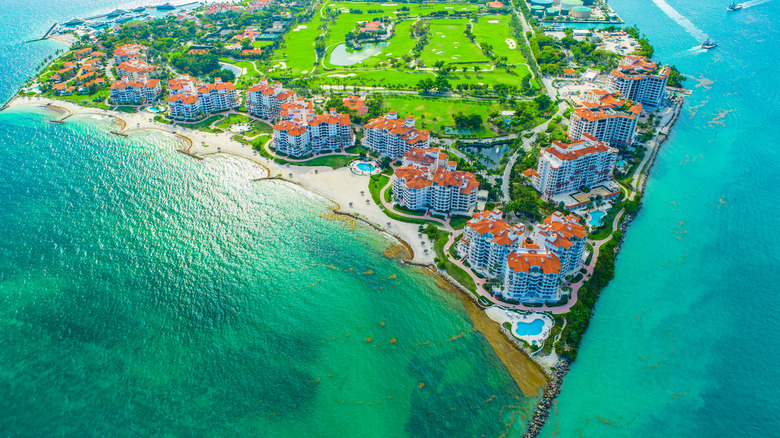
[5,95,436,266]
[4,88,682,432]
[3,95,550,397]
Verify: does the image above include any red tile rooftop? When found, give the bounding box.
[507,250,561,274]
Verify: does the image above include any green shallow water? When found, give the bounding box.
[0,108,539,436]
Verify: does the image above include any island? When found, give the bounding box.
[6,0,687,435]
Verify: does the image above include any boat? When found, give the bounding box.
[106,8,128,17]
[156,2,176,10]
[727,2,743,10]
[702,39,718,49]
[132,6,146,12]
[115,14,136,23]
[64,17,85,25]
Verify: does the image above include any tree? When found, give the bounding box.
[416,78,435,93]
[534,94,553,112]
[241,38,252,49]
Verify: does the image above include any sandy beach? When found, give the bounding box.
[5,96,435,266]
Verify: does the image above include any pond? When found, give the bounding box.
[219,62,243,79]
[463,144,509,170]
[329,42,389,66]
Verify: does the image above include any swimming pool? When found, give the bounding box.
[356,162,376,172]
[589,210,606,227]
[514,319,545,337]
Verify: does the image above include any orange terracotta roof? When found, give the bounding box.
[507,250,561,274]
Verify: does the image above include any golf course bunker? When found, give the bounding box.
[506,38,516,49]
[488,20,500,23]
[293,25,307,32]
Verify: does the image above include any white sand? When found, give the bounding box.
[488,20,500,23]
[6,96,434,266]
[293,25,307,31]
[506,38,516,49]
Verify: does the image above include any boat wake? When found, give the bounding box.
[649,0,708,41]
[742,0,773,8]
[684,45,708,55]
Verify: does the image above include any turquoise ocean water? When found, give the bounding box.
[542,0,780,435]
[2,0,779,437]
[0,1,537,436]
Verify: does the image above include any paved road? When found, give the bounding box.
[499,101,568,201]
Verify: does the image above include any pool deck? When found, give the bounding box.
[485,307,553,347]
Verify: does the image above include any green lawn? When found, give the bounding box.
[275,13,323,74]
[293,154,355,169]
[326,1,478,17]
[214,113,253,129]
[449,67,532,88]
[421,18,488,66]
[433,231,477,292]
[472,15,528,65]
[449,214,472,230]
[49,92,110,110]
[175,115,223,131]
[310,68,436,88]
[368,173,390,205]
[379,95,507,137]
[310,65,530,90]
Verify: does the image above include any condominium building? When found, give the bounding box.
[568,89,641,147]
[272,103,354,157]
[168,94,200,119]
[609,55,669,109]
[499,246,562,303]
[535,212,587,275]
[400,146,454,171]
[116,59,155,81]
[197,78,238,113]
[166,76,237,119]
[457,209,525,278]
[113,43,146,64]
[363,111,430,158]
[392,149,478,214]
[109,76,161,104]
[529,134,618,200]
[246,79,296,119]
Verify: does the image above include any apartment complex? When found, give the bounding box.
[568,89,641,147]
[116,59,155,81]
[391,147,478,214]
[499,246,563,303]
[272,101,354,157]
[529,134,618,200]
[609,55,669,109]
[363,111,431,158]
[109,76,161,104]
[536,212,587,275]
[167,76,238,120]
[458,209,525,279]
[246,79,296,120]
[113,43,146,64]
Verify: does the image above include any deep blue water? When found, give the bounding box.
[542,0,780,435]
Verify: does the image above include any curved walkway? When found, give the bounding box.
[262,138,357,163]
[378,182,452,230]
